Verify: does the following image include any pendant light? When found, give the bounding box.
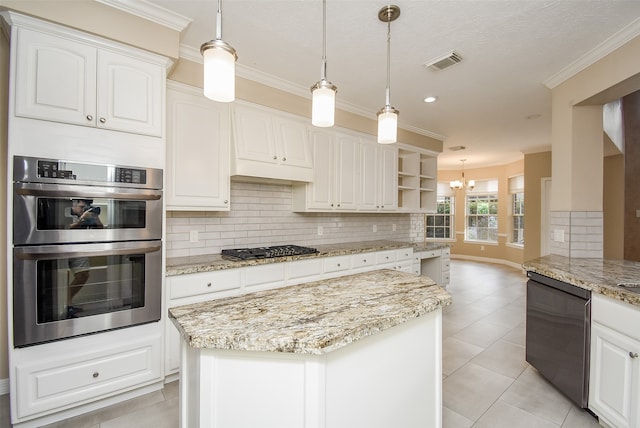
[311,0,337,127]
[201,0,237,102]
[377,5,400,144]
[450,159,476,191]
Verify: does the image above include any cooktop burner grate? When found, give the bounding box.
[221,245,319,260]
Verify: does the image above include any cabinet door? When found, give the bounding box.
[97,50,164,136]
[308,130,335,209]
[379,145,398,210]
[590,322,639,428]
[166,84,230,210]
[273,116,313,168]
[360,142,379,210]
[232,105,278,164]
[15,27,97,126]
[335,133,359,210]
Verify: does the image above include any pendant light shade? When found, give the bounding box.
[201,0,237,102]
[311,0,337,127]
[377,105,398,144]
[377,5,400,144]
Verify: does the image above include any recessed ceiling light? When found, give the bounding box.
[424,96,438,103]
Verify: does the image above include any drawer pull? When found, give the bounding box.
[86,115,93,121]
[363,259,367,263]
[207,282,212,287]
[99,117,106,124]
[630,352,639,358]
[337,263,341,267]
[92,372,99,378]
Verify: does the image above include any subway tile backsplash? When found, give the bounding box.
[166,180,415,258]
[550,211,603,258]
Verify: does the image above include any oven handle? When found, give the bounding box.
[14,183,162,200]
[15,244,162,260]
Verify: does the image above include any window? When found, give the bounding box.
[510,175,524,245]
[426,195,454,239]
[465,179,498,243]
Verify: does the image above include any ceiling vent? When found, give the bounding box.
[425,51,463,71]
[449,145,466,151]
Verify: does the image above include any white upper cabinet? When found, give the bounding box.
[231,102,313,181]
[14,26,164,137]
[292,129,360,211]
[397,145,438,212]
[360,140,398,211]
[166,82,230,211]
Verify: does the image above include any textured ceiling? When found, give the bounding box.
[147,0,640,169]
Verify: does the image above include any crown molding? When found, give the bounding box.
[544,16,640,89]
[95,0,192,31]
[179,44,445,141]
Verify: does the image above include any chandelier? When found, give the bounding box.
[450,159,475,191]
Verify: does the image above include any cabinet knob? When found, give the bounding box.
[92,372,99,378]
[99,117,106,123]
[385,256,389,260]
[224,200,228,204]
[337,204,341,207]
[337,263,341,267]
[331,204,334,207]
[363,259,367,263]
[381,205,384,208]
[273,155,278,160]
[282,157,286,162]
[86,115,93,121]
[630,352,639,358]
[207,282,212,288]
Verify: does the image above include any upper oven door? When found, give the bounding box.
[13,182,162,245]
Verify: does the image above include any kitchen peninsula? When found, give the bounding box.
[169,269,451,428]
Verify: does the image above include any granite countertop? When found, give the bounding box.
[168,269,452,355]
[166,240,450,276]
[523,255,640,307]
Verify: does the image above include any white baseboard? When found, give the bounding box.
[0,378,8,395]
[451,254,526,273]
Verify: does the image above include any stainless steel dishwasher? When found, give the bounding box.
[525,271,591,408]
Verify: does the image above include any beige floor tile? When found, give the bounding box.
[502,321,526,346]
[0,395,12,428]
[442,362,514,421]
[500,366,573,426]
[474,400,560,428]
[442,337,484,376]
[471,339,529,379]
[100,397,178,428]
[481,305,525,328]
[452,319,512,348]
[561,406,601,428]
[162,380,180,401]
[442,406,473,428]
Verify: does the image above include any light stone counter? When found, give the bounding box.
[523,255,640,307]
[168,269,451,354]
[165,239,450,276]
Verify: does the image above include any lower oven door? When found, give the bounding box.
[13,240,162,347]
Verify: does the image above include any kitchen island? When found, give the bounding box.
[169,269,451,428]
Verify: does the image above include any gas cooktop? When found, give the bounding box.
[221,245,319,261]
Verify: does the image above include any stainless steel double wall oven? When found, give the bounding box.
[13,156,163,347]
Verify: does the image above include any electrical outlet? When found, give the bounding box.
[553,229,565,243]
[373,224,377,233]
[392,224,396,232]
[189,230,199,243]
[317,226,323,236]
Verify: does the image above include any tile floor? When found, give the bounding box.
[0,260,603,427]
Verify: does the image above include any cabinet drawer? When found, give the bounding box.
[351,253,375,269]
[420,250,440,259]
[441,272,450,284]
[287,258,323,283]
[396,248,414,261]
[442,260,451,271]
[323,255,351,273]
[169,269,241,300]
[441,248,451,260]
[592,294,640,341]
[243,263,286,289]
[15,325,161,418]
[376,250,397,264]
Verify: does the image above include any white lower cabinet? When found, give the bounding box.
[12,323,162,423]
[414,248,450,286]
[589,294,640,428]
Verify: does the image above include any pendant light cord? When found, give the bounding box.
[216,0,223,40]
[385,13,391,106]
[321,0,327,81]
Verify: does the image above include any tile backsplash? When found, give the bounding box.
[166,180,418,258]
[549,211,603,258]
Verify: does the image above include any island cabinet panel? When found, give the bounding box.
[179,309,442,428]
[589,294,640,428]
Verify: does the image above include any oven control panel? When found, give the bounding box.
[35,159,147,184]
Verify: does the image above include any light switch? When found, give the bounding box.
[189,230,199,243]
